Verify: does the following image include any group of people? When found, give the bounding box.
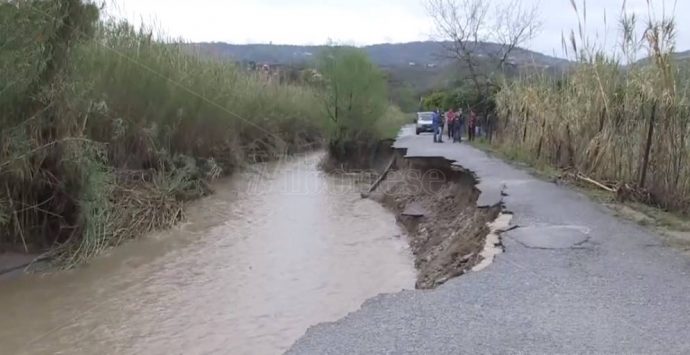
[431,107,477,143]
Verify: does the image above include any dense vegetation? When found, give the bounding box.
[0,1,401,266]
[491,10,690,214]
[316,46,407,169]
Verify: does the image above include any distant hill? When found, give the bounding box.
[185,41,572,70]
[674,50,690,61]
[631,49,690,66]
[185,41,573,111]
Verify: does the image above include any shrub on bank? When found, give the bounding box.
[315,46,406,168]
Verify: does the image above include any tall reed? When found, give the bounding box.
[0,2,325,265]
[493,2,690,212]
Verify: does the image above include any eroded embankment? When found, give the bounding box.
[369,149,503,289]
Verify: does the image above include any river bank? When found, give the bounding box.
[323,138,508,289]
[369,152,503,289]
[3,137,508,292]
[1,137,513,353]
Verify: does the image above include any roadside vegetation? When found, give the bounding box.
[0,1,402,267]
[423,0,690,216]
[492,3,690,215]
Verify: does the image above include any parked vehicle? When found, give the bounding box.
[415,112,434,135]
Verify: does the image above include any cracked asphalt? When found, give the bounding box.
[287,126,690,354]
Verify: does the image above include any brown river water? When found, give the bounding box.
[0,153,416,355]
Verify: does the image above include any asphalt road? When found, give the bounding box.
[288,126,690,354]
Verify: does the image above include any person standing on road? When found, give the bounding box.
[441,111,448,141]
[468,109,477,142]
[432,108,443,143]
[446,108,456,141]
[454,108,464,143]
[446,107,457,140]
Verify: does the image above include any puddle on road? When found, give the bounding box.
[0,153,416,355]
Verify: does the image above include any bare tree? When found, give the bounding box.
[426,0,540,138]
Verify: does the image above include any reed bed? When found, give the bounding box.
[2,1,405,266]
[493,5,690,213]
[0,1,328,266]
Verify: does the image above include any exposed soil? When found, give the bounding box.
[370,151,501,289]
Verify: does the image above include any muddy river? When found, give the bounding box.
[0,153,416,355]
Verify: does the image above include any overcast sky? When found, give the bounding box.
[107,0,689,58]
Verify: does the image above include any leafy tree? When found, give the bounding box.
[317,46,388,146]
[422,92,447,111]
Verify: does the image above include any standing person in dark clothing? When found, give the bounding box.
[468,109,477,141]
[432,109,443,143]
[446,108,456,141]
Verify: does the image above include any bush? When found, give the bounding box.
[316,46,405,164]
[422,92,447,111]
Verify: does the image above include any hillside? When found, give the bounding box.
[186,41,571,70]
[674,50,690,61]
[632,49,690,66]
